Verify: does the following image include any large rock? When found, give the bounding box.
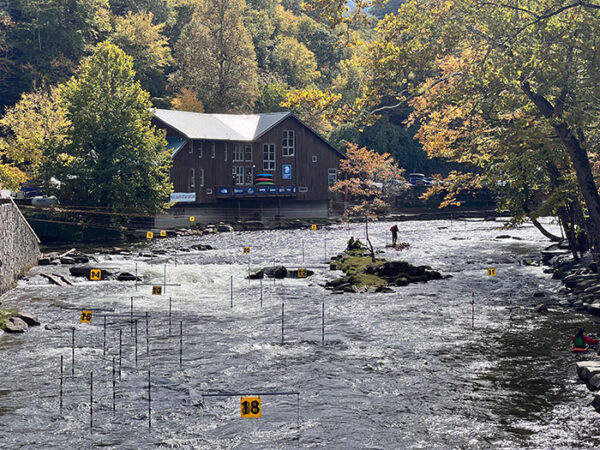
[3,317,28,333]
[16,312,40,326]
[264,265,287,278]
[576,361,600,378]
[216,223,234,232]
[247,269,264,280]
[580,364,600,382]
[116,272,141,282]
[588,302,600,316]
[69,266,112,280]
[191,244,213,251]
[592,394,600,413]
[589,373,600,390]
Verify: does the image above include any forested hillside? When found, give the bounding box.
[0,0,439,182]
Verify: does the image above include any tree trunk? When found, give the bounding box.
[364,215,375,262]
[521,80,600,258]
[530,218,562,242]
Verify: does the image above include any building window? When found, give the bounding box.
[198,141,203,158]
[233,166,244,185]
[224,144,227,162]
[283,130,295,156]
[263,143,275,171]
[198,168,204,187]
[244,145,252,161]
[312,155,317,163]
[190,168,195,189]
[282,130,294,156]
[328,168,337,186]
[245,166,253,184]
[211,142,216,158]
[233,144,244,161]
[189,140,193,154]
[299,186,308,193]
[206,188,213,195]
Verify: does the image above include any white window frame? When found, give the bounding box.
[190,168,195,189]
[233,144,244,162]
[299,186,308,193]
[283,130,295,157]
[198,141,203,158]
[233,166,244,185]
[189,140,193,154]
[224,144,227,162]
[198,168,204,187]
[245,166,253,184]
[312,155,317,163]
[328,168,337,186]
[263,143,275,171]
[206,188,213,195]
[244,144,252,162]
[211,142,216,158]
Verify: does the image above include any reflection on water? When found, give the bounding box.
[0,218,599,448]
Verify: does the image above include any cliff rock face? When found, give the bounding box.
[0,199,41,295]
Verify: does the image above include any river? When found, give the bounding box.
[1,218,599,449]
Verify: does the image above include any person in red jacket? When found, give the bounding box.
[572,328,599,349]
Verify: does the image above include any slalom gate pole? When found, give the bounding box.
[281,303,285,344]
[60,356,63,413]
[148,370,152,431]
[103,315,106,356]
[260,278,263,307]
[90,371,93,433]
[71,328,75,377]
[119,329,122,381]
[146,312,150,360]
[135,320,138,368]
[169,297,172,337]
[472,292,475,329]
[112,356,116,413]
[179,321,183,368]
[230,275,233,308]
[322,303,325,346]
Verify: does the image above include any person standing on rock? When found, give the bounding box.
[347,236,356,250]
[390,224,399,247]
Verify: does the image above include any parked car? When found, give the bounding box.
[31,195,59,206]
[408,173,426,185]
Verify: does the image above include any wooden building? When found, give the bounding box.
[152,109,344,224]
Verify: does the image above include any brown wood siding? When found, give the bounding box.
[153,115,342,204]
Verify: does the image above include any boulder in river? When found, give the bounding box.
[191,244,213,251]
[248,269,264,279]
[264,265,287,278]
[16,312,40,326]
[3,317,28,333]
[69,266,113,280]
[116,272,141,282]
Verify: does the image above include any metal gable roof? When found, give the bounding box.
[154,109,291,141]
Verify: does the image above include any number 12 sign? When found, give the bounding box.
[240,397,261,418]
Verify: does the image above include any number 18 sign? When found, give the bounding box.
[241,396,261,418]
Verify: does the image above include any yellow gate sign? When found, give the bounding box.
[160,230,167,237]
[487,268,496,276]
[240,397,261,418]
[243,246,250,254]
[310,224,317,231]
[89,269,102,281]
[146,231,154,239]
[152,286,163,295]
[80,310,93,323]
[298,268,307,278]
[189,216,195,222]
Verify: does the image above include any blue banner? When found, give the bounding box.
[282,164,292,180]
[257,187,268,194]
[246,187,255,195]
[218,187,230,195]
[233,187,244,195]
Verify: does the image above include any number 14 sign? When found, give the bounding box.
[241,397,261,418]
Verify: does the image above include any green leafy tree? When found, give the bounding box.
[109,11,172,98]
[256,82,289,112]
[0,88,68,190]
[170,0,259,113]
[272,36,321,88]
[55,41,171,213]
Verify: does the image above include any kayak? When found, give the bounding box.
[256,174,273,178]
[572,344,589,352]
[255,177,274,182]
[255,182,275,186]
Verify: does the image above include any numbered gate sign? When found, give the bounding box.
[243,246,250,254]
[189,216,196,222]
[146,231,154,239]
[487,268,496,276]
[298,268,308,278]
[152,286,163,295]
[240,396,261,418]
[80,310,93,323]
[160,230,167,237]
[310,224,317,231]
[89,269,102,281]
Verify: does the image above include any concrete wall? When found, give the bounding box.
[0,199,41,295]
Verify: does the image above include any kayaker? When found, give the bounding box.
[572,328,599,349]
[390,224,399,246]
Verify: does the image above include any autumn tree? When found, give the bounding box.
[170,0,259,113]
[55,41,171,213]
[0,88,68,190]
[331,143,406,217]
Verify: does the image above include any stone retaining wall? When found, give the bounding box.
[0,199,40,295]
